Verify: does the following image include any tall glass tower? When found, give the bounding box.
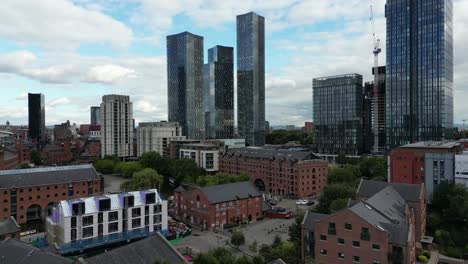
[386,0,453,149]
[167,32,205,139]
[28,93,45,142]
[204,45,234,139]
[237,12,265,146]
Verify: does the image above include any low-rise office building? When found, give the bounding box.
[46,189,167,255]
[180,143,221,172]
[173,181,262,230]
[136,122,185,157]
[219,147,328,198]
[302,185,417,264]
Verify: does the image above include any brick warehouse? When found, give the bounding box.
[0,164,101,229]
[173,181,263,230]
[219,147,328,198]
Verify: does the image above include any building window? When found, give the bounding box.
[83,215,93,226]
[108,222,119,233]
[353,256,360,263]
[345,223,352,230]
[132,218,141,228]
[361,227,370,241]
[338,238,345,245]
[82,227,93,238]
[154,204,162,213]
[145,205,149,215]
[338,252,345,259]
[71,217,76,228]
[320,249,327,255]
[372,244,380,250]
[132,208,141,217]
[320,235,327,241]
[153,214,162,224]
[154,224,162,231]
[71,229,77,241]
[108,211,118,222]
[98,224,103,236]
[328,222,336,235]
[98,212,103,224]
[352,241,360,247]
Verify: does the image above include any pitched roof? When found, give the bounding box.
[174,186,186,192]
[84,233,186,264]
[0,217,20,236]
[364,186,407,225]
[302,210,328,230]
[200,181,261,204]
[356,179,422,202]
[0,164,100,189]
[223,147,320,161]
[0,238,73,264]
[268,259,287,264]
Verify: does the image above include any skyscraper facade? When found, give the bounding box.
[100,95,133,158]
[204,45,234,139]
[386,0,453,149]
[313,74,366,155]
[28,93,45,142]
[167,32,205,140]
[364,66,386,152]
[90,106,101,125]
[237,12,265,146]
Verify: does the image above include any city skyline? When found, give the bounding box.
[0,0,467,127]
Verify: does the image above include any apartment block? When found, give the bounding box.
[136,122,185,157]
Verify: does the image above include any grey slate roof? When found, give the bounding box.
[302,210,328,230]
[364,186,407,225]
[223,147,320,161]
[0,217,20,236]
[380,222,410,246]
[356,179,422,202]
[200,181,261,204]
[174,186,186,192]
[84,233,186,264]
[0,238,73,264]
[269,259,288,264]
[0,164,100,189]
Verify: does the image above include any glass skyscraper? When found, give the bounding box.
[204,45,234,139]
[386,0,453,149]
[313,74,366,155]
[28,93,45,142]
[167,32,205,139]
[237,12,265,146]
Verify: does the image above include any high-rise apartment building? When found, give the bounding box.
[203,45,234,139]
[90,106,101,125]
[136,122,186,157]
[386,0,453,149]
[28,93,45,142]
[364,66,386,152]
[167,32,205,140]
[100,95,133,158]
[237,12,265,146]
[313,74,367,155]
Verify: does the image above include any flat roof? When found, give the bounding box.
[399,141,462,149]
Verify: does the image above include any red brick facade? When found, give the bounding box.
[390,150,425,184]
[41,143,73,165]
[219,155,328,198]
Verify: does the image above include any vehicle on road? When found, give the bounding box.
[307,200,316,206]
[266,199,277,206]
[296,199,308,205]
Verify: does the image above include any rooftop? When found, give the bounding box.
[0,217,20,236]
[399,141,462,149]
[356,179,423,202]
[199,181,261,204]
[0,238,73,264]
[0,164,100,189]
[223,147,321,161]
[302,211,328,230]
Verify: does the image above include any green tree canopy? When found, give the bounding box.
[115,161,142,178]
[170,158,203,184]
[95,159,115,174]
[196,173,250,187]
[315,184,356,214]
[230,230,246,247]
[139,151,172,176]
[30,150,42,165]
[121,168,163,192]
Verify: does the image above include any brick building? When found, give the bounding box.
[0,147,19,170]
[219,147,328,198]
[173,181,262,230]
[302,185,417,264]
[41,143,73,165]
[389,141,462,199]
[0,164,101,227]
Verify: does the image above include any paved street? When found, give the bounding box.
[102,174,129,193]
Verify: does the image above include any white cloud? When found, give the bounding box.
[0,51,37,72]
[134,100,159,113]
[15,93,28,100]
[0,0,133,49]
[85,64,136,84]
[48,97,70,107]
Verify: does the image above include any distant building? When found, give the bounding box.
[179,143,222,173]
[304,122,313,134]
[41,143,73,165]
[285,125,296,131]
[28,93,45,142]
[54,120,72,144]
[364,66,386,152]
[0,146,19,170]
[173,182,263,230]
[313,74,367,155]
[219,147,328,198]
[0,164,101,226]
[136,122,185,157]
[389,141,463,200]
[167,32,205,140]
[100,95,134,158]
[455,152,468,188]
[204,45,234,139]
[302,184,418,264]
[90,106,101,125]
[237,12,265,146]
[265,121,270,135]
[46,189,167,255]
[386,0,453,149]
[0,217,20,240]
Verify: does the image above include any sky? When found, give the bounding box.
[0,0,467,127]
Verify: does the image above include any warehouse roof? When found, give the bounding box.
[224,147,321,161]
[200,181,261,204]
[0,238,73,264]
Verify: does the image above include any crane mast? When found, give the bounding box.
[370,4,381,153]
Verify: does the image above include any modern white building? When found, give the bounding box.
[46,189,167,255]
[100,95,134,158]
[136,122,185,157]
[455,152,468,188]
[180,143,220,172]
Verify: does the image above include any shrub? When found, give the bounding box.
[230,230,245,247]
[421,250,430,258]
[446,247,462,259]
[417,255,428,262]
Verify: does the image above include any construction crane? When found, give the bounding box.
[370,4,381,153]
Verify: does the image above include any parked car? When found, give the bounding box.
[307,200,316,206]
[267,199,277,206]
[296,199,308,205]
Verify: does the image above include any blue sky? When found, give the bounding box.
[0,0,467,127]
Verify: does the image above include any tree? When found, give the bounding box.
[193,253,219,264]
[115,161,142,178]
[272,235,282,248]
[315,184,356,214]
[139,151,172,176]
[230,230,245,247]
[359,157,387,180]
[288,214,303,248]
[95,159,115,174]
[249,240,258,253]
[171,158,203,184]
[196,173,250,187]
[336,154,347,165]
[330,198,349,212]
[121,168,163,191]
[30,150,42,165]
[327,167,357,184]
